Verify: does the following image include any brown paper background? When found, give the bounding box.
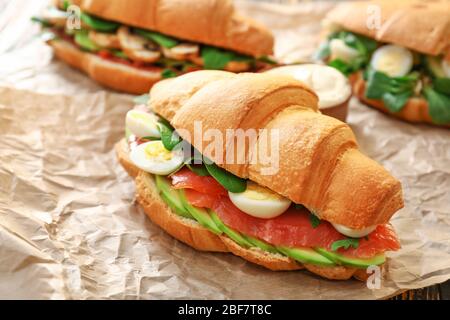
[0,0,449,299]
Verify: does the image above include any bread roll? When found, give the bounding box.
[49,39,162,94]
[70,0,274,57]
[325,0,450,57]
[350,72,450,127]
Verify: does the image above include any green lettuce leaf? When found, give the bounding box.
[201,46,253,70]
[423,87,450,125]
[365,69,418,112]
[161,69,178,79]
[134,29,179,48]
[434,78,450,95]
[80,13,120,32]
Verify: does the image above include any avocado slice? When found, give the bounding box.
[209,211,252,248]
[277,246,335,266]
[155,175,192,219]
[242,235,279,254]
[178,190,222,234]
[315,248,385,268]
[426,56,445,78]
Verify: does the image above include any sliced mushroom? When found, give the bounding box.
[162,43,200,61]
[88,30,121,49]
[117,26,161,63]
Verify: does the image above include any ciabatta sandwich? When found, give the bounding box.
[315,0,450,127]
[32,0,274,94]
[115,70,403,281]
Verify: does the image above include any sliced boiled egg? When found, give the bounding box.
[125,109,160,139]
[329,39,360,63]
[332,223,376,238]
[442,59,450,78]
[370,45,413,77]
[130,140,184,175]
[228,182,291,219]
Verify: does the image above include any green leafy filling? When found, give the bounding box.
[156,121,181,151]
[74,29,100,52]
[331,238,360,251]
[161,68,178,79]
[309,213,321,229]
[423,87,450,125]
[365,69,419,112]
[134,28,179,48]
[201,46,253,70]
[320,31,377,75]
[80,12,120,32]
[203,160,247,193]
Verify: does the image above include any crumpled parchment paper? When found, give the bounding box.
[0,0,449,299]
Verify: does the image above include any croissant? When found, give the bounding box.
[150,71,403,228]
[116,70,404,280]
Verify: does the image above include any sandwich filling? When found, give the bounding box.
[32,2,275,79]
[124,98,401,269]
[315,30,450,125]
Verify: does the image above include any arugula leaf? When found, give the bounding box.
[365,69,418,112]
[133,94,150,105]
[186,164,210,177]
[80,13,120,32]
[423,87,450,125]
[331,238,360,252]
[134,29,178,48]
[328,59,353,76]
[309,213,321,229]
[201,46,235,70]
[323,31,376,74]
[157,122,181,151]
[341,32,377,56]
[434,78,450,95]
[200,46,253,70]
[382,91,412,113]
[204,161,247,193]
[184,155,210,176]
[157,116,172,129]
[161,69,178,79]
[294,203,306,210]
[140,136,160,141]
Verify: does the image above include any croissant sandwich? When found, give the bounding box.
[116,70,404,281]
[32,0,274,94]
[315,0,450,127]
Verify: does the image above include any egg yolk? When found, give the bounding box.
[144,142,173,161]
[244,182,284,201]
[376,52,403,74]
